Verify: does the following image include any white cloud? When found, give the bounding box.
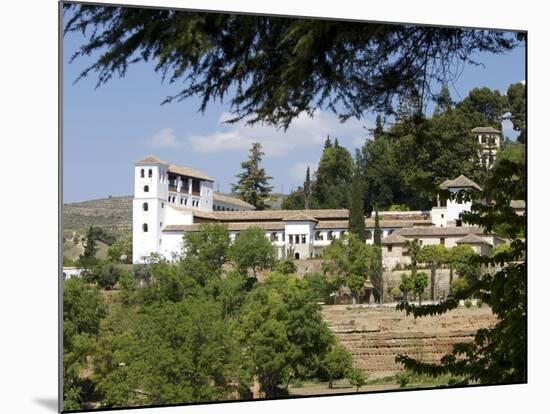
[145,128,184,148]
[289,161,319,182]
[186,109,369,157]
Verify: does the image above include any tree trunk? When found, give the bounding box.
[449,265,454,294]
[328,376,333,389]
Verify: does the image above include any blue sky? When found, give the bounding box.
[63,19,525,202]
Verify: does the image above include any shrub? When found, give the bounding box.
[450,277,469,297]
[464,299,472,308]
[82,262,121,290]
[396,371,410,388]
[390,287,403,301]
[273,259,297,275]
[476,299,483,308]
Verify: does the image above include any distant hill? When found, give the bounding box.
[63,195,133,232]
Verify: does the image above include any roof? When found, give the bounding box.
[213,193,256,210]
[284,212,319,222]
[471,126,501,134]
[397,226,486,237]
[315,220,428,230]
[439,175,483,191]
[163,222,286,232]
[201,209,350,222]
[381,233,408,245]
[455,233,492,245]
[134,155,214,181]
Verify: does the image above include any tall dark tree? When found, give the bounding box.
[232,143,273,210]
[304,166,312,209]
[371,209,384,303]
[506,82,526,143]
[434,84,454,114]
[313,140,354,209]
[324,136,332,149]
[78,226,99,268]
[65,5,521,129]
[348,169,366,241]
[372,114,385,139]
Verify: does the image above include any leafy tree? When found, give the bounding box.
[506,82,526,143]
[273,259,297,275]
[232,143,273,210]
[65,5,520,129]
[446,244,477,287]
[411,271,429,305]
[371,114,385,139]
[398,273,415,302]
[348,169,366,241]
[230,227,276,278]
[281,186,306,210]
[417,244,447,300]
[206,271,248,320]
[238,274,334,397]
[303,272,341,304]
[83,262,122,290]
[107,235,132,263]
[396,157,526,386]
[78,226,99,268]
[181,223,231,285]
[94,298,245,406]
[456,87,507,129]
[434,84,454,114]
[320,344,353,389]
[313,141,354,209]
[63,278,107,409]
[347,368,367,392]
[404,239,422,269]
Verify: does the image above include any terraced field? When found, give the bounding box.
[322,304,496,378]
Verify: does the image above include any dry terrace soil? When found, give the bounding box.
[290,304,496,396]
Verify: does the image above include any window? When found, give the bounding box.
[289,235,293,244]
[388,229,394,235]
[365,230,372,240]
[440,238,445,245]
[456,219,462,227]
[148,169,152,178]
[328,231,334,240]
[301,234,306,244]
[143,223,148,232]
[184,198,188,206]
[160,222,163,227]
[441,214,444,219]
[143,202,148,211]
[270,232,278,242]
[315,231,323,241]
[161,202,164,208]
[294,253,300,260]
[144,185,149,192]
[140,169,144,178]
[387,245,393,252]
[295,235,300,244]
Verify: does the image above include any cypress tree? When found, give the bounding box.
[304,166,311,209]
[324,136,332,149]
[371,209,384,303]
[373,209,382,246]
[232,142,273,210]
[348,171,366,241]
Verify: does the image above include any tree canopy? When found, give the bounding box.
[64,4,521,129]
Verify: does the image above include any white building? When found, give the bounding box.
[471,126,501,170]
[132,155,506,267]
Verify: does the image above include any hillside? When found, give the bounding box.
[63,196,133,232]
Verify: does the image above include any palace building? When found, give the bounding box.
[132,155,505,268]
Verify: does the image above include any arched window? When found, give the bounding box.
[148,169,152,178]
[144,185,149,192]
[365,230,372,239]
[142,202,148,212]
[140,169,144,178]
[270,232,278,242]
[143,223,148,232]
[315,231,323,241]
[388,229,394,235]
[328,231,334,240]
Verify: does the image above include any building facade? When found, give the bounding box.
[132,155,506,269]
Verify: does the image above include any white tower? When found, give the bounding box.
[434,175,482,227]
[132,156,169,263]
[471,126,501,170]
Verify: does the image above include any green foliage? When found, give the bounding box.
[205,271,248,320]
[320,344,353,389]
[348,169,366,241]
[232,143,273,210]
[63,255,75,267]
[281,187,306,210]
[347,368,367,392]
[94,299,245,406]
[303,272,340,304]
[322,234,379,304]
[63,278,107,408]
[238,274,334,397]
[417,244,447,300]
[389,204,410,211]
[107,235,132,263]
[396,371,411,388]
[312,141,354,209]
[404,240,422,268]
[273,259,297,275]
[181,224,231,285]
[65,6,519,129]
[450,277,469,297]
[396,158,526,386]
[505,82,526,143]
[399,274,415,301]
[78,226,99,268]
[464,299,472,308]
[230,227,276,277]
[82,262,122,290]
